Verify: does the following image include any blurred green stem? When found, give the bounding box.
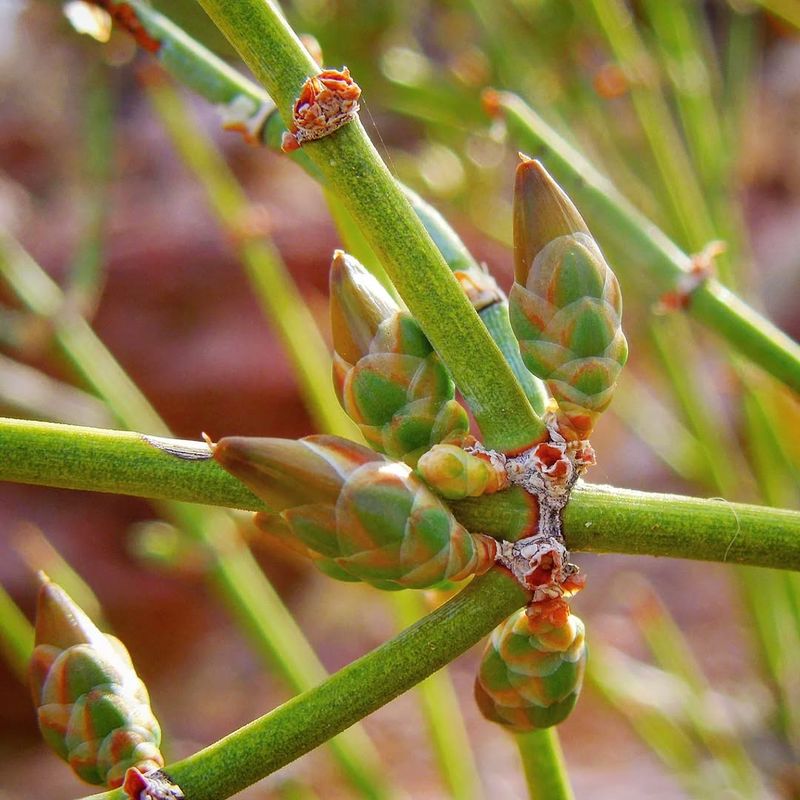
[390,591,482,800]
[0,582,33,682]
[67,58,113,318]
[516,730,574,800]
[143,73,357,440]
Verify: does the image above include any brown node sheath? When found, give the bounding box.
[281,67,362,152]
[658,240,725,312]
[90,1,161,54]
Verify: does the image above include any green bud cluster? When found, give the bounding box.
[214,435,497,590]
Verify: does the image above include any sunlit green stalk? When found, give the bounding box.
[195,0,545,452]
[82,569,529,800]
[515,729,574,800]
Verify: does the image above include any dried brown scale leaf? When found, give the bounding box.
[281,68,362,152]
[89,0,161,53]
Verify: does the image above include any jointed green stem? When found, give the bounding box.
[2,417,799,571]
[83,569,528,800]
[0,234,394,800]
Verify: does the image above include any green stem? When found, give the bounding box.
[194,0,545,452]
[82,570,528,800]
[515,729,574,800]
[2,417,799,571]
[143,74,357,440]
[494,92,800,394]
[67,59,113,318]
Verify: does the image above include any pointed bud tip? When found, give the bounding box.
[329,250,398,363]
[513,158,590,285]
[34,578,105,651]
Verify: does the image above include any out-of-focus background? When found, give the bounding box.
[0,1,799,798]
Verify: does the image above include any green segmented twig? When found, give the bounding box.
[0,234,396,800]
[81,0,546,450]
[493,92,800,395]
[516,730,575,800]
[403,186,548,414]
[143,74,358,441]
[3,418,800,572]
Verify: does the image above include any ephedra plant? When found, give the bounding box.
[1,1,800,798]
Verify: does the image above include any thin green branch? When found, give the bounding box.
[2,417,799,571]
[194,0,544,452]
[493,92,800,394]
[586,0,717,253]
[0,582,34,682]
[82,569,528,800]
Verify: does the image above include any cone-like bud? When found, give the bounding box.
[509,158,627,439]
[331,251,469,466]
[29,577,163,788]
[417,443,508,500]
[215,435,497,590]
[474,608,586,731]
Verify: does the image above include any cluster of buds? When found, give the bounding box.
[331,251,469,467]
[213,434,497,590]
[29,576,164,790]
[509,156,628,441]
[207,161,629,736]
